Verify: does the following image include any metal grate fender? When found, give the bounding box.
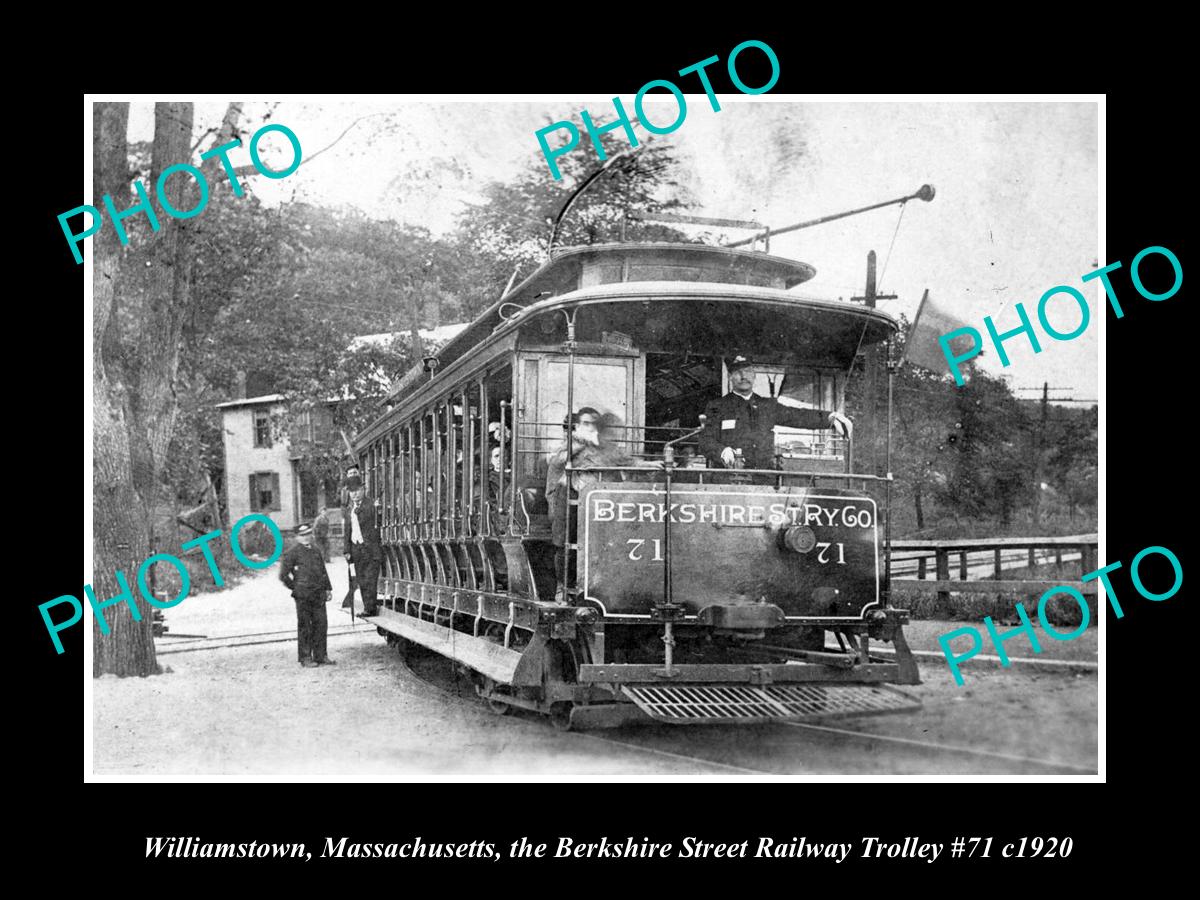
[620,682,920,724]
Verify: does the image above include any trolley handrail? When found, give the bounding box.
[562,464,892,482]
[515,420,848,458]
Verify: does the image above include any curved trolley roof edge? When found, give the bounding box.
[359,279,897,447]
[413,243,819,378]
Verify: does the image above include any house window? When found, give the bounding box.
[313,405,333,443]
[293,405,331,443]
[249,471,281,511]
[296,408,313,443]
[253,408,272,448]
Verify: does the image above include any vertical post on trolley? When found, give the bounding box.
[479,380,490,539]
[884,347,897,599]
[498,400,509,528]
[662,448,673,606]
[658,442,679,675]
[653,417,702,677]
[851,251,897,484]
[560,308,577,602]
[844,411,854,479]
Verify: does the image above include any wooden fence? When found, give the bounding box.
[888,534,1099,618]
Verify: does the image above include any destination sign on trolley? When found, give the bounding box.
[590,496,876,529]
[581,485,880,619]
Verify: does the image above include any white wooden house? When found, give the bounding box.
[216,393,339,532]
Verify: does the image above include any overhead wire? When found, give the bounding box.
[877,201,908,292]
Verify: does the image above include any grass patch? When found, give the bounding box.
[893,585,1093,628]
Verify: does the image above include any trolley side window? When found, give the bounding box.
[768,367,846,462]
[519,354,643,468]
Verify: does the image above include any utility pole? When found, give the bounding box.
[1016,383,1077,527]
[1031,381,1049,526]
[851,251,897,474]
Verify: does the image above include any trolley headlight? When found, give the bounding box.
[778,525,817,554]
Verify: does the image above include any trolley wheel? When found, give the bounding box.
[549,702,573,732]
[488,698,513,716]
[478,676,512,716]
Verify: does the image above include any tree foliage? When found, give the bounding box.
[854,316,1095,535]
[172,125,695,495]
[190,202,464,479]
[445,130,693,317]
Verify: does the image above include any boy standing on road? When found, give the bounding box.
[279,522,335,668]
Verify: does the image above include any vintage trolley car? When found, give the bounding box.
[352,239,921,729]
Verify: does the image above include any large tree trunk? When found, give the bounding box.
[93,102,244,676]
[913,483,925,531]
[93,102,158,676]
[130,103,197,508]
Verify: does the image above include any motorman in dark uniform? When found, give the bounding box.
[698,356,852,470]
[343,467,383,617]
[279,522,335,667]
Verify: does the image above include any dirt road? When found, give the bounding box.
[91,567,1098,778]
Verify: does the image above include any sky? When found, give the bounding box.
[128,98,1098,400]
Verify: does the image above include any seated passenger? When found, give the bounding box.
[545,407,635,600]
[485,445,509,534]
[698,356,852,470]
[487,446,505,498]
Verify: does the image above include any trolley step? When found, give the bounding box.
[620,682,920,725]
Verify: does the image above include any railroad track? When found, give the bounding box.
[159,613,1095,775]
[773,721,1094,773]
[393,640,768,776]
[392,636,1094,776]
[156,623,375,655]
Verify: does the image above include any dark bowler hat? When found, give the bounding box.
[345,474,363,489]
[296,523,313,536]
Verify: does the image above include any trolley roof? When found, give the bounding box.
[437,243,817,366]
[383,243,893,404]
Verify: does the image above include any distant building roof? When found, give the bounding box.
[215,325,471,410]
[348,323,469,351]
[215,394,285,409]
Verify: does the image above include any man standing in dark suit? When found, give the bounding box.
[698,357,852,470]
[279,522,335,667]
[343,468,383,616]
